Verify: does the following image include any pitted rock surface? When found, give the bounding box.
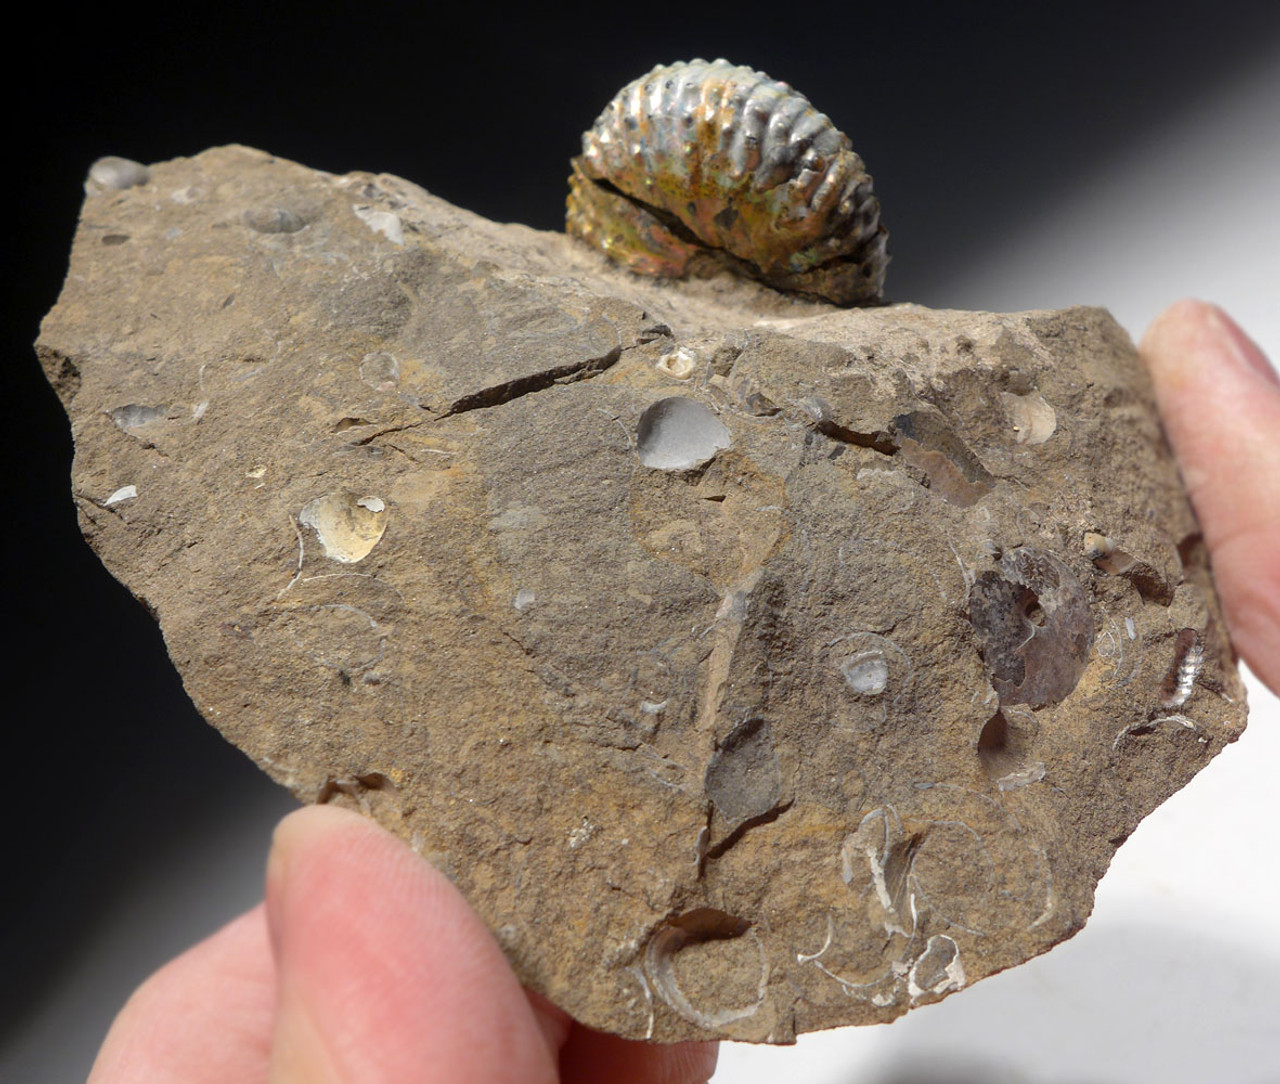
[38,146,1247,1043]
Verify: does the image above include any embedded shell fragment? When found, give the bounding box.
[567,59,888,305]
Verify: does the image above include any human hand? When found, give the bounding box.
[87,804,719,1083]
[1140,300,1280,696]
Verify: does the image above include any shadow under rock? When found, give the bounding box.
[855,921,1280,1084]
[870,1059,1035,1084]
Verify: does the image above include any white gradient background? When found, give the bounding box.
[5,34,1279,1084]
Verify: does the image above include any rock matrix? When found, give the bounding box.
[38,147,1246,1042]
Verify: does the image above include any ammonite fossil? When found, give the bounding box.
[566,58,888,305]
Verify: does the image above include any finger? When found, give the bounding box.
[88,904,274,1084]
[521,989,574,1061]
[265,804,559,1084]
[526,975,718,1084]
[558,1025,719,1084]
[1140,299,1280,694]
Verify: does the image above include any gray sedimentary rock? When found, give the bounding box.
[37,146,1246,1043]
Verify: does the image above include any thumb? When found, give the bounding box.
[1140,300,1280,695]
[265,804,560,1084]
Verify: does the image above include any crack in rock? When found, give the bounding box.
[439,345,623,418]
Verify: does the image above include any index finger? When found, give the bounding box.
[1140,300,1280,695]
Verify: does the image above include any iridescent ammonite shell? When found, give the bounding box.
[566,58,889,305]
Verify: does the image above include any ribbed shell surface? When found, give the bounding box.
[566,59,888,305]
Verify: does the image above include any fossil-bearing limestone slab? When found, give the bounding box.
[38,146,1247,1043]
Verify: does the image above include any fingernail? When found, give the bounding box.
[266,807,349,1084]
[265,807,352,960]
[1206,305,1279,387]
[264,809,310,949]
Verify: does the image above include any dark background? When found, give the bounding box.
[6,1,1280,1077]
